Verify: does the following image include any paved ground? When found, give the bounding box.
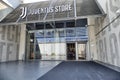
[0,60,61,80]
[0,61,120,80]
[38,61,120,80]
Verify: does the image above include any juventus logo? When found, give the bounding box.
[20,7,27,19]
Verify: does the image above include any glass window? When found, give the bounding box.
[45,30,54,38]
[35,31,44,38]
[76,27,87,36]
[66,28,75,37]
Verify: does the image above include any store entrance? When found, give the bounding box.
[25,19,88,60]
[67,43,76,60]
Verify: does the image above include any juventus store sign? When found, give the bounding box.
[20,4,72,19]
[0,0,102,23]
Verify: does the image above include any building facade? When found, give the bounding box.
[92,0,120,67]
[0,0,120,68]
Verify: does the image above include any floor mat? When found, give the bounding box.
[37,61,120,80]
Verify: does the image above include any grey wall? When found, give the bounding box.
[0,25,21,62]
[95,0,120,67]
[0,1,13,21]
[2,0,21,8]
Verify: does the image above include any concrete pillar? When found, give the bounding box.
[87,18,97,61]
[19,24,26,60]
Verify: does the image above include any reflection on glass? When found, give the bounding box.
[45,30,54,38]
[76,27,87,36]
[57,29,65,37]
[66,28,75,37]
[36,27,88,43]
[35,31,44,38]
[39,43,66,60]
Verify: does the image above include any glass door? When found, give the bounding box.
[66,43,76,60]
[78,43,86,59]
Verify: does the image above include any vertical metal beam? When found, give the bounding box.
[74,0,77,18]
[33,23,36,59]
[43,21,45,53]
[74,1,77,59]
[53,21,56,59]
[44,22,46,43]
[64,21,67,60]
[24,30,28,60]
[76,42,78,60]
[44,22,47,59]
[87,25,92,60]
[64,21,67,40]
